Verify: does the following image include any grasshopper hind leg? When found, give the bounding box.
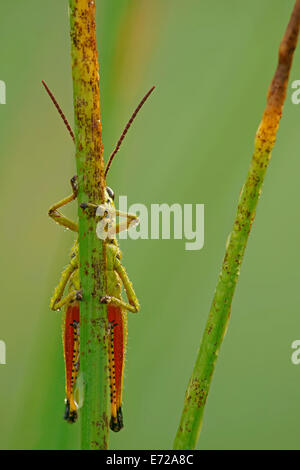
[48,176,79,233]
[110,407,123,432]
[64,399,78,423]
[108,319,124,432]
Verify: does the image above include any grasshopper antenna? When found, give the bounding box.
[42,80,75,143]
[105,86,155,177]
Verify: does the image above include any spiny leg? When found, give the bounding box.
[105,210,139,239]
[115,210,139,234]
[63,301,80,423]
[106,210,139,239]
[49,176,79,232]
[108,321,122,431]
[53,288,82,311]
[101,258,140,313]
[61,271,81,422]
[50,259,82,311]
[81,202,139,239]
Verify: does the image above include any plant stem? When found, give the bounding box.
[68,0,109,450]
[173,0,300,450]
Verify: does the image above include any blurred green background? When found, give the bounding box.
[0,0,300,450]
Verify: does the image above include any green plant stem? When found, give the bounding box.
[68,0,109,450]
[173,0,300,450]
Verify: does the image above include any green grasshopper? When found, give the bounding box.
[43,81,155,430]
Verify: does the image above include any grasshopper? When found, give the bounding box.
[43,81,155,431]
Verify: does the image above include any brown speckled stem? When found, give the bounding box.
[69,0,109,450]
[174,0,300,450]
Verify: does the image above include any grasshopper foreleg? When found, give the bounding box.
[48,176,79,232]
[81,202,139,237]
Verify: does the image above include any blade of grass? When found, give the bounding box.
[68,0,109,450]
[174,0,300,450]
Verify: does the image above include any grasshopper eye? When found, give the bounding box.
[106,186,114,201]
